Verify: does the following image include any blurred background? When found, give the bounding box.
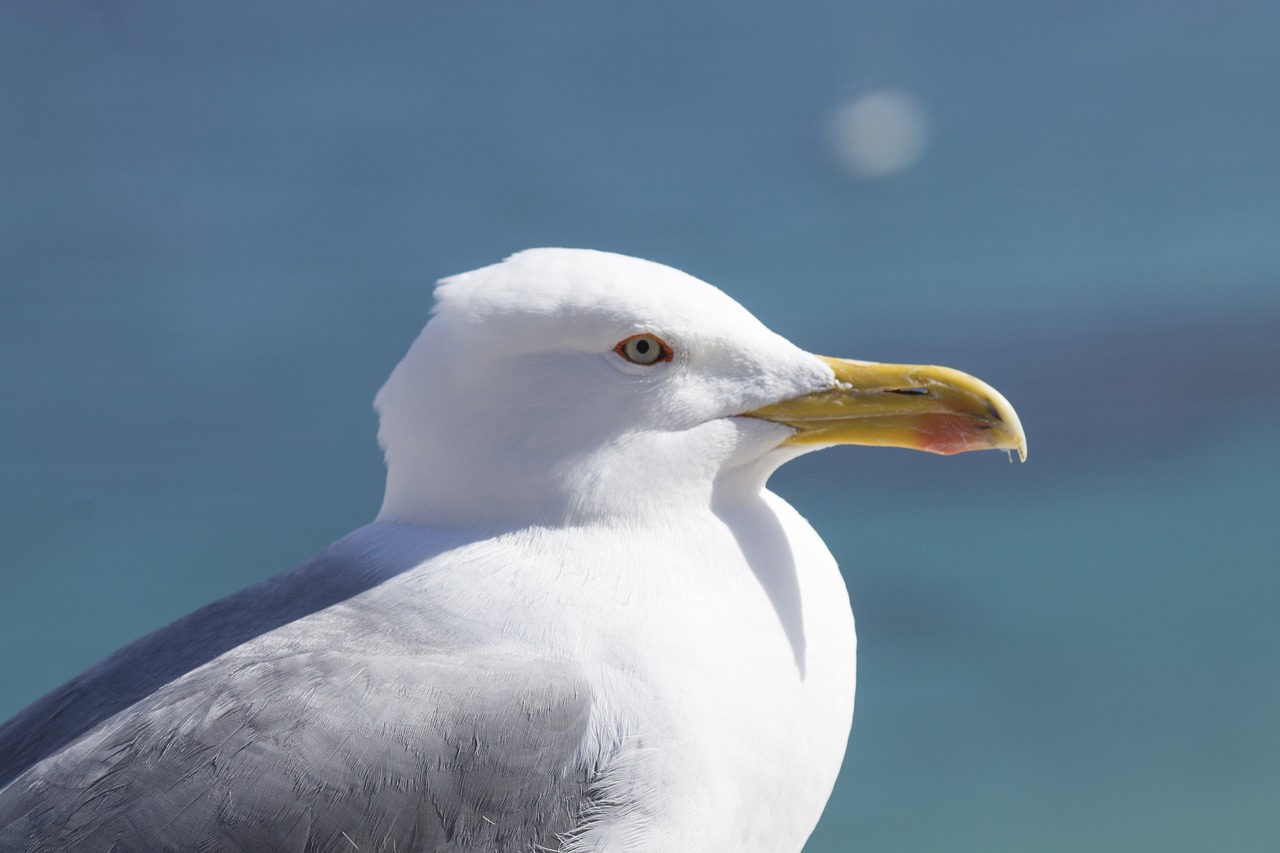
[2,2,1278,850]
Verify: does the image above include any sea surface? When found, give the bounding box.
[2,3,1279,850]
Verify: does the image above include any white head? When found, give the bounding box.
[375,249,1026,529]
[374,249,833,528]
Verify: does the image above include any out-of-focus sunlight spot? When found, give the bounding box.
[829,90,930,180]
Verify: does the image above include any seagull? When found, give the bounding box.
[0,249,1025,852]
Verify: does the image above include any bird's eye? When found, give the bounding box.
[614,333,673,366]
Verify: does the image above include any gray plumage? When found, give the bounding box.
[0,525,596,852]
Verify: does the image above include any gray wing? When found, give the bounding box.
[0,523,484,789]
[0,525,598,852]
[0,644,594,852]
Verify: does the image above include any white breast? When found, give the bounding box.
[376,486,856,853]
[554,491,857,852]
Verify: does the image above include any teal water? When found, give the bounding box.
[2,3,1279,850]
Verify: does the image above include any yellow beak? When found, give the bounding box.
[744,356,1027,461]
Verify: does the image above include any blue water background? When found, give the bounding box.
[2,3,1279,850]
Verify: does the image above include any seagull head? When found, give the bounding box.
[375,249,1025,528]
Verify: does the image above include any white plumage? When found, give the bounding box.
[0,248,1024,852]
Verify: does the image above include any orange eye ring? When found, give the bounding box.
[614,333,674,366]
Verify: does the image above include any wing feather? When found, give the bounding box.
[0,524,598,851]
